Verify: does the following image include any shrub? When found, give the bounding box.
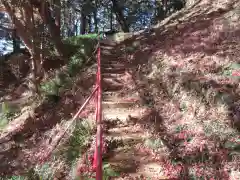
[0,102,19,130]
[41,34,98,99]
[64,35,98,76]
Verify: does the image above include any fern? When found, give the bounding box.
[103,163,120,179]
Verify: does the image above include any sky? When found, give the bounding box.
[0,39,13,55]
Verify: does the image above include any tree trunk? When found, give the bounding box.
[53,0,61,37]
[12,29,20,53]
[30,3,39,94]
[2,0,33,51]
[93,0,98,33]
[162,0,167,18]
[39,1,65,57]
[88,15,92,33]
[11,6,20,53]
[93,10,98,33]
[39,23,44,76]
[74,15,79,36]
[67,11,72,36]
[62,0,67,37]
[111,0,129,32]
[154,0,165,22]
[110,8,113,30]
[80,11,86,34]
[74,19,78,36]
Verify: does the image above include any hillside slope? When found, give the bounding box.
[0,0,239,179]
[115,0,240,179]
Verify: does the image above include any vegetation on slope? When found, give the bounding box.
[0,35,98,178]
[40,34,98,98]
[118,1,240,179]
[0,0,239,179]
[0,33,121,179]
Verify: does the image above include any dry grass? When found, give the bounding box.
[0,60,97,178]
[118,0,240,179]
[1,0,240,179]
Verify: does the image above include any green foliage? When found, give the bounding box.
[103,163,120,179]
[40,71,71,97]
[78,163,120,180]
[187,168,203,180]
[222,63,240,77]
[0,102,19,129]
[203,120,237,141]
[224,138,240,157]
[144,138,163,151]
[0,176,26,180]
[65,120,92,164]
[40,79,60,96]
[41,34,98,99]
[64,34,99,42]
[227,62,240,70]
[0,162,119,180]
[1,102,14,118]
[67,55,85,77]
[0,163,55,180]
[64,35,97,77]
[175,124,188,133]
[0,115,9,130]
[34,163,54,180]
[41,34,98,97]
[179,102,188,112]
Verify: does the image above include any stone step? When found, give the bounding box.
[102,79,123,91]
[102,100,139,109]
[102,92,140,103]
[102,85,123,92]
[101,67,125,74]
[100,46,114,50]
[101,62,124,66]
[100,48,118,53]
[103,91,124,96]
[101,59,125,64]
[101,55,126,59]
[100,40,117,46]
[101,49,117,55]
[103,77,123,86]
[102,78,123,86]
[102,73,122,79]
[103,107,146,122]
[106,125,147,144]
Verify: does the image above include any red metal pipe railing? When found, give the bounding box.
[74,44,103,179]
[93,45,103,180]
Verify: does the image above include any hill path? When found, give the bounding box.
[100,41,167,179]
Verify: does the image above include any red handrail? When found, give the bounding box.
[94,45,103,180]
[75,43,103,179]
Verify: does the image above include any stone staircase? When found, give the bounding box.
[100,42,141,121]
[100,42,166,179]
